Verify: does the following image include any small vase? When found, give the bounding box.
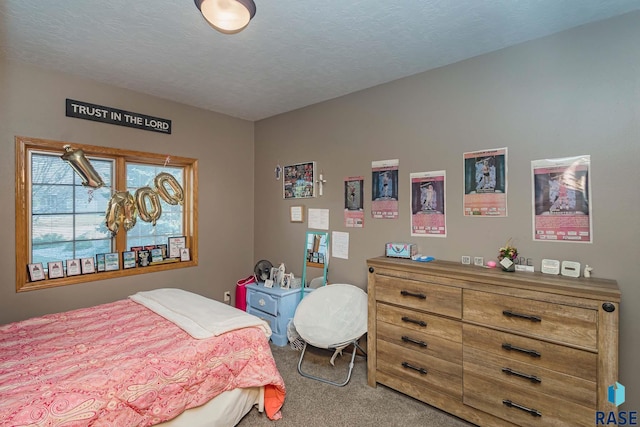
[501,263,516,272]
[499,258,516,272]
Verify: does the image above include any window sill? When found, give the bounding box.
[17,260,197,292]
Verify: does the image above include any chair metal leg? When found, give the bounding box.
[297,340,362,387]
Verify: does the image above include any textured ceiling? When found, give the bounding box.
[2,1,640,121]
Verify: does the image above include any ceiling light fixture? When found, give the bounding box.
[194,0,256,34]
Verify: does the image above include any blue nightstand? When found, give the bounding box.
[245,283,309,346]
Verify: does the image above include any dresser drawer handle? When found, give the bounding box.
[501,343,541,358]
[501,367,542,384]
[400,290,427,299]
[502,310,541,322]
[402,362,427,375]
[502,400,542,417]
[401,316,427,327]
[401,335,428,348]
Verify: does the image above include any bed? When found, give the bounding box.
[0,288,286,426]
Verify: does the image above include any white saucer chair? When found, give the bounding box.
[293,283,368,387]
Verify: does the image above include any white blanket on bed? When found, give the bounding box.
[129,288,272,339]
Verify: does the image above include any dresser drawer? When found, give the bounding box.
[464,370,593,427]
[377,302,462,342]
[377,339,462,399]
[375,275,461,318]
[464,345,596,408]
[463,324,596,381]
[463,290,597,349]
[246,306,277,333]
[377,318,462,364]
[247,290,279,317]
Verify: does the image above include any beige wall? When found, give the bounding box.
[255,13,640,407]
[0,60,255,324]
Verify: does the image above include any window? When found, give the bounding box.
[15,136,198,292]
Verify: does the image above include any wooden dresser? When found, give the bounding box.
[366,257,620,427]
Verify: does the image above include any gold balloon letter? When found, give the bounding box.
[105,191,138,236]
[135,187,162,226]
[154,172,184,205]
[60,145,105,188]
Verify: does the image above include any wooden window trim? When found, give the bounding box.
[15,136,199,292]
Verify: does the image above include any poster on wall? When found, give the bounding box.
[371,159,399,219]
[463,147,508,217]
[344,176,364,228]
[410,171,446,237]
[283,161,315,199]
[531,155,592,243]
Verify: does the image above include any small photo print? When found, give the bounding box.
[96,253,106,272]
[156,244,168,259]
[28,262,46,281]
[138,250,151,267]
[151,248,163,263]
[66,259,81,276]
[168,236,186,258]
[180,248,190,261]
[81,257,96,274]
[104,253,120,271]
[48,261,64,279]
[123,251,136,269]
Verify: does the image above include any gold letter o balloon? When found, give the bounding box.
[135,187,162,226]
[154,172,184,205]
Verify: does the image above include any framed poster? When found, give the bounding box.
[463,148,508,217]
[371,159,399,219]
[462,147,507,218]
[344,176,364,228]
[28,263,46,281]
[410,170,447,237]
[532,155,592,243]
[48,261,65,279]
[283,161,315,199]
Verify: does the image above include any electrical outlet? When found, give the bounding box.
[223,291,231,304]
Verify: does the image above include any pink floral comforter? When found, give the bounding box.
[0,299,285,426]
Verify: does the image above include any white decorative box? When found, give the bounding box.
[385,243,417,259]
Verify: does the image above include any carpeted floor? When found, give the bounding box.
[237,342,474,426]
